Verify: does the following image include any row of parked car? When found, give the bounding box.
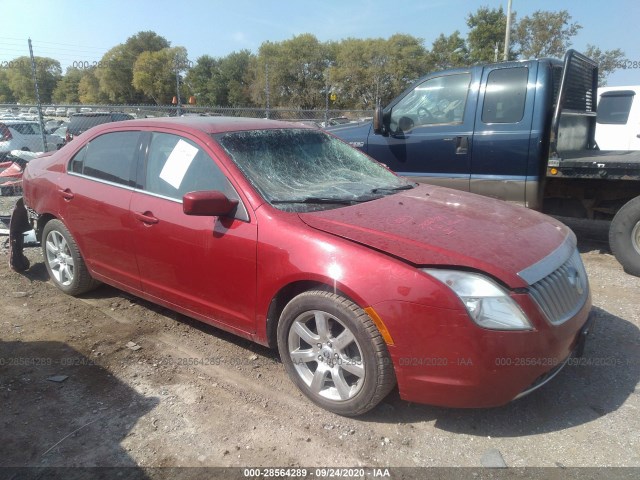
[0,111,135,158]
[1,106,94,120]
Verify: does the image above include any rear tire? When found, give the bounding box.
[610,196,640,277]
[277,290,396,416]
[42,219,99,295]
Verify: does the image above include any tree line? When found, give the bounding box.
[0,7,625,109]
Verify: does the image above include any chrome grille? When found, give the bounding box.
[528,249,589,325]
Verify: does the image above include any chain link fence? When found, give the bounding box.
[1,103,373,128]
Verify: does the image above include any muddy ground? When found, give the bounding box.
[0,195,639,472]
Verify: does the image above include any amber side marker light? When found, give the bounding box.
[364,307,395,346]
[550,168,558,175]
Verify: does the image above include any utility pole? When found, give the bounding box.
[28,38,47,152]
[504,0,513,61]
[265,62,270,119]
[175,54,182,117]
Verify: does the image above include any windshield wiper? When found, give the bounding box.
[370,183,416,194]
[271,197,361,205]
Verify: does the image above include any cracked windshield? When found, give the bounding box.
[216,128,413,211]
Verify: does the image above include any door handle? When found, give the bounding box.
[58,188,74,200]
[134,211,159,225]
[455,136,469,155]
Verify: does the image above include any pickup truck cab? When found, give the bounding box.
[329,51,640,276]
[596,86,640,150]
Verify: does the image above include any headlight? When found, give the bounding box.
[423,269,532,330]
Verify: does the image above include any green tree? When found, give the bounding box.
[184,55,221,105]
[327,38,387,109]
[466,6,514,63]
[584,45,626,86]
[219,50,254,106]
[252,34,333,109]
[4,56,61,103]
[0,69,15,103]
[185,51,255,106]
[328,35,429,109]
[429,31,469,71]
[132,47,188,105]
[514,10,581,59]
[52,67,84,103]
[95,31,170,103]
[385,34,431,96]
[78,68,109,104]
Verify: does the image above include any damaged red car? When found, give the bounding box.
[20,117,592,415]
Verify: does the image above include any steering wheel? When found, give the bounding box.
[417,107,433,123]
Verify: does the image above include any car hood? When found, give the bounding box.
[298,184,572,288]
[325,121,372,149]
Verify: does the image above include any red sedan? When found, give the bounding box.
[21,117,592,416]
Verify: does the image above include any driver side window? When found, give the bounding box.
[389,73,471,133]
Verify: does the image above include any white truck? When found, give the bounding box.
[595,86,640,150]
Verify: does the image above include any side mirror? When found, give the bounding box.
[372,103,385,135]
[183,191,238,217]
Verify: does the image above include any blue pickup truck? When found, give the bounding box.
[329,50,640,276]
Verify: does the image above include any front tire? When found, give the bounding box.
[277,290,396,416]
[42,219,99,295]
[610,196,640,277]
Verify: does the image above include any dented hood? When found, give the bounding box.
[298,184,572,288]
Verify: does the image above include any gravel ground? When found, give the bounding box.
[0,195,639,474]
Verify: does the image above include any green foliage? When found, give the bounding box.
[52,67,84,103]
[3,56,61,103]
[514,10,582,59]
[0,18,623,109]
[0,69,15,103]
[466,7,511,63]
[132,47,188,105]
[251,34,334,109]
[185,51,255,107]
[584,45,626,87]
[429,32,469,71]
[78,68,110,104]
[96,31,171,103]
[326,35,429,109]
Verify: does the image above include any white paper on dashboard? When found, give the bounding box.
[159,139,198,189]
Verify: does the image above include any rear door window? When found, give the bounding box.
[69,131,140,186]
[482,67,528,124]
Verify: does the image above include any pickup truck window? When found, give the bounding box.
[597,91,635,125]
[482,67,528,124]
[389,73,470,133]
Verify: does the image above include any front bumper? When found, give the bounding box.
[373,292,593,408]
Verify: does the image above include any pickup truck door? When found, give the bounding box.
[366,70,480,191]
[470,63,537,205]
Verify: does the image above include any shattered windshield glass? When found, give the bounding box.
[215,129,411,211]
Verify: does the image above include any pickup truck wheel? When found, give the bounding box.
[277,290,396,416]
[42,219,99,295]
[610,196,640,277]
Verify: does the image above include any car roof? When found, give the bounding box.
[1,120,39,125]
[92,116,313,135]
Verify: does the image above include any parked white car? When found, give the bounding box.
[596,86,640,150]
[0,120,64,157]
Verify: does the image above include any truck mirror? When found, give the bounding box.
[373,104,385,135]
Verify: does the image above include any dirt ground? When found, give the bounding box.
[1,195,639,473]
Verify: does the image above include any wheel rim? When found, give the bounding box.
[288,310,365,401]
[633,221,640,256]
[45,230,75,286]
